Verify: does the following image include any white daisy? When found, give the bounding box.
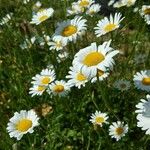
[29,85,46,97]
[30,8,54,25]
[113,79,131,91]
[48,36,67,51]
[73,40,119,77]
[31,69,55,86]
[57,51,69,63]
[135,95,150,134]
[123,0,136,7]
[67,2,84,16]
[90,111,109,126]
[78,0,94,8]
[95,13,124,37]
[140,5,150,25]
[91,68,109,83]
[86,4,101,17]
[53,16,87,42]
[109,121,128,141]
[7,110,39,140]
[133,70,150,92]
[113,0,136,8]
[66,65,90,88]
[48,80,70,97]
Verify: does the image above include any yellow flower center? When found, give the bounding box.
[144,8,150,15]
[104,24,117,32]
[41,76,51,84]
[62,25,77,37]
[76,73,87,81]
[39,15,49,22]
[89,10,95,15]
[95,117,104,124]
[79,0,89,7]
[98,70,104,76]
[83,52,105,67]
[38,85,46,91]
[56,41,62,48]
[115,127,124,135]
[54,85,64,93]
[16,119,32,132]
[142,77,150,86]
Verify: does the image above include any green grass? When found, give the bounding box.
[1,0,150,149]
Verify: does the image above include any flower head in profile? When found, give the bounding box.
[95,13,124,37]
[109,121,128,141]
[30,8,54,25]
[86,4,101,17]
[135,95,150,134]
[7,110,39,140]
[133,70,150,92]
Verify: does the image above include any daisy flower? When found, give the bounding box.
[113,0,136,8]
[30,8,54,25]
[86,4,101,17]
[140,5,150,25]
[53,16,87,42]
[73,40,119,77]
[113,79,131,91]
[29,85,46,97]
[57,51,69,63]
[67,2,84,16]
[133,70,150,92]
[135,95,150,134]
[48,80,70,97]
[66,65,90,88]
[78,0,94,8]
[95,13,124,37]
[90,111,109,126]
[7,110,39,140]
[91,68,109,83]
[31,69,55,86]
[109,121,128,141]
[48,36,67,51]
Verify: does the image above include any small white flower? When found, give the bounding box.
[135,95,150,134]
[48,80,70,97]
[29,85,46,97]
[90,111,109,126]
[31,69,55,86]
[53,16,87,42]
[86,4,101,17]
[66,65,90,88]
[7,110,39,140]
[48,36,67,51]
[30,8,54,25]
[133,70,150,92]
[109,121,128,141]
[95,13,124,37]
